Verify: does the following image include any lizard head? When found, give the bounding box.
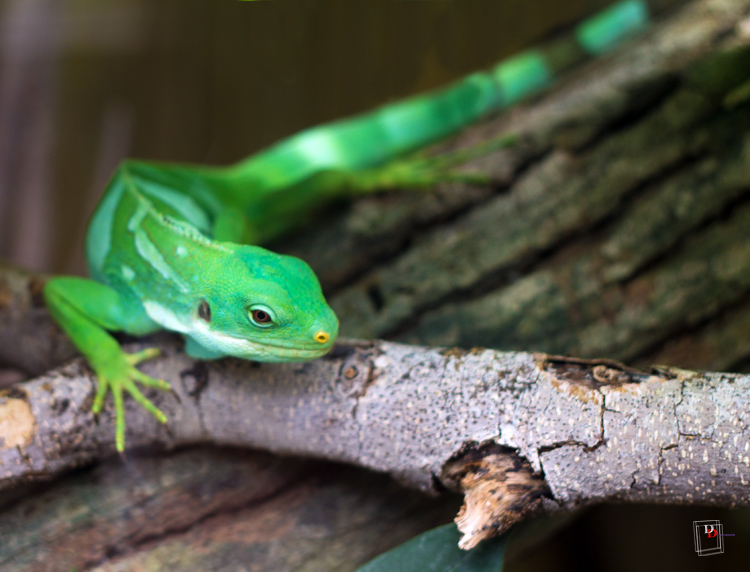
[186,245,338,362]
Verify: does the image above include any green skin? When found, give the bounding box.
[43,0,650,452]
[45,161,341,451]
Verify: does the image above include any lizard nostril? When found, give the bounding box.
[314,330,330,344]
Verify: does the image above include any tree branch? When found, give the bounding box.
[2,326,748,548]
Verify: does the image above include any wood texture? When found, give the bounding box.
[2,332,750,550]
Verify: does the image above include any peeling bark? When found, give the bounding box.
[442,442,548,549]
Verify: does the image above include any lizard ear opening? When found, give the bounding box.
[198,299,212,323]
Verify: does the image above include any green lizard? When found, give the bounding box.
[44,0,654,452]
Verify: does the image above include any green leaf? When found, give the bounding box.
[355,523,506,572]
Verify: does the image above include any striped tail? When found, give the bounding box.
[228,0,654,194]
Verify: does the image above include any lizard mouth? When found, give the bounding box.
[213,333,335,362]
[185,320,336,362]
[247,340,333,362]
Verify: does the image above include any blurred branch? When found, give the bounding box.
[0,260,75,376]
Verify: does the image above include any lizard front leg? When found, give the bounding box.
[44,277,170,452]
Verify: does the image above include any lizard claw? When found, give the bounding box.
[90,346,171,452]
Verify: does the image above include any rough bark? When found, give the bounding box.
[0,447,460,572]
[2,324,750,549]
[278,0,750,371]
[2,0,750,568]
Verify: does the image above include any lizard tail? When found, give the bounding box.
[227,0,653,194]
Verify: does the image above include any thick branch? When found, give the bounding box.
[2,334,748,547]
[281,0,750,371]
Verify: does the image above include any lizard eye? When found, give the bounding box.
[198,299,211,323]
[249,305,275,328]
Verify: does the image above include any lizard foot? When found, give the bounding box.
[90,347,171,452]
